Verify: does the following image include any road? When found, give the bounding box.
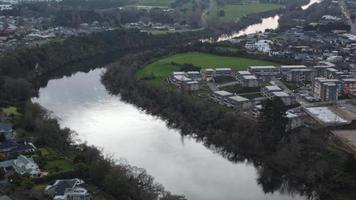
[201,0,215,28]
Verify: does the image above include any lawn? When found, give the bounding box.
[136,52,277,84]
[207,3,282,22]
[1,106,20,116]
[136,0,174,7]
[38,147,75,175]
[44,159,74,174]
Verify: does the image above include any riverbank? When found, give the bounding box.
[102,49,356,200]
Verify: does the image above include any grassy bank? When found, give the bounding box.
[207,3,282,22]
[136,52,277,84]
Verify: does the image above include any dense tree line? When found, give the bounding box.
[0,28,209,81]
[102,50,356,200]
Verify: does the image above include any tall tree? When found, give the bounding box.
[258,97,288,153]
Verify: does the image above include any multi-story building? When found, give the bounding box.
[200,68,214,81]
[236,71,259,87]
[183,81,199,91]
[261,85,282,98]
[211,90,233,105]
[342,78,356,96]
[313,65,334,77]
[169,72,200,91]
[226,95,252,110]
[186,71,201,80]
[248,66,279,82]
[313,77,340,101]
[261,85,295,105]
[285,68,315,82]
[214,68,233,77]
[270,91,295,106]
[280,65,307,76]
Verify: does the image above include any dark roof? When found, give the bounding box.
[0,140,35,154]
[0,195,12,200]
[50,179,79,196]
[0,123,12,133]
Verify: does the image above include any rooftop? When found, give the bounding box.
[249,66,276,69]
[280,65,307,69]
[305,107,349,125]
[215,68,232,71]
[229,95,249,102]
[272,91,290,97]
[264,85,282,92]
[0,122,12,133]
[46,179,84,196]
[214,90,233,97]
[237,71,251,75]
[242,75,257,80]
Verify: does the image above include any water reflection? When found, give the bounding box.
[33,68,304,200]
[217,15,280,41]
[301,0,322,10]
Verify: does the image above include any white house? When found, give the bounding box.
[45,178,90,200]
[0,155,41,177]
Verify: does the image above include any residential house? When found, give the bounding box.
[0,139,36,158]
[0,122,13,140]
[45,178,90,200]
[0,155,40,177]
[245,40,272,53]
[0,195,12,200]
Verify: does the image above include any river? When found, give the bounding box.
[32,1,322,199]
[33,68,304,200]
[217,0,323,41]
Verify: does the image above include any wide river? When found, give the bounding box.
[32,1,320,199]
[33,68,304,200]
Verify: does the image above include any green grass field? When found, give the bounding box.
[207,3,282,22]
[44,159,74,174]
[136,0,174,7]
[1,106,20,116]
[136,52,277,84]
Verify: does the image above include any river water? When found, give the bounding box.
[217,0,323,41]
[33,68,304,200]
[32,1,321,199]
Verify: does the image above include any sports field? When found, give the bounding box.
[136,52,277,84]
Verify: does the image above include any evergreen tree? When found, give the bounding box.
[258,97,288,153]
